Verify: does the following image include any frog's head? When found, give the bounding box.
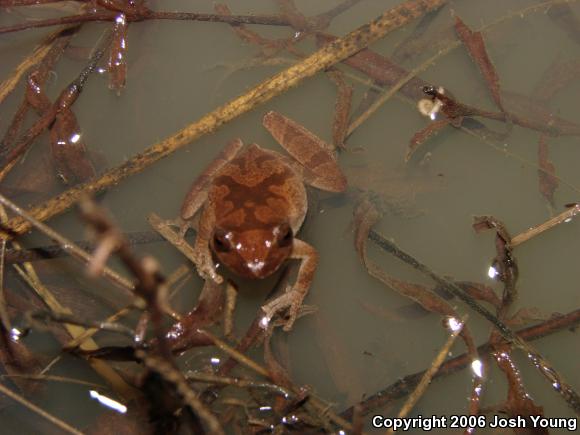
[210,222,293,279]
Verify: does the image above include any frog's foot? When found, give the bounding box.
[152,216,191,242]
[193,250,223,285]
[194,257,223,285]
[157,216,182,230]
[260,286,309,331]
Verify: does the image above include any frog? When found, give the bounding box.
[176,111,347,331]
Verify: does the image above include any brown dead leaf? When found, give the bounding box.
[50,108,97,185]
[473,215,518,315]
[537,135,559,208]
[315,313,366,403]
[454,16,504,111]
[108,13,128,94]
[533,58,580,102]
[406,118,449,162]
[327,70,353,149]
[494,346,548,435]
[547,3,580,46]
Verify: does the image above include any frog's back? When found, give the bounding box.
[209,144,307,232]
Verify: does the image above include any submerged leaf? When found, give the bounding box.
[214,3,289,54]
[494,347,548,435]
[454,16,503,111]
[392,3,447,63]
[316,33,431,101]
[406,118,449,162]
[533,57,580,102]
[547,3,580,46]
[472,216,518,307]
[276,0,309,30]
[537,135,558,208]
[108,13,128,95]
[315,313,365,403]
[327,70,353,149]
[50,109,96,185]
[502,91,580,137]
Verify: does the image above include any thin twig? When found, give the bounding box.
[62,306,133,350]
[148,213,199,266]
[186,371,290,396]
[511,204,580,247]
[315,0,363,22]
[3,229,181,264]
[25,310,135,338]
[0,382,83,435]
[146,11,289,25]
[458,125,580,196]
[1,374,105,389]
[387,315,466,435]
[0,0,74,5]
[201,330,269,378]
[0,11,291,35]
[0,239,10,332]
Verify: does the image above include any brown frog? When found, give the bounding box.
[177,111,346,330]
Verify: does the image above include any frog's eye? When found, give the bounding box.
[277,224,293,248]
[213,230,231,253]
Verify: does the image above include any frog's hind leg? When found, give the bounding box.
[280,155,343,196]
[261,239,318,331]
[191,206,223,284]
[262,111,347,193]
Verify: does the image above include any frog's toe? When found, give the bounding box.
[198,264,223,285]
[283,297,311,331]
[261,288,311,331]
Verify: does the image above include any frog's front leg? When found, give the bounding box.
[179,139,244,283]
[192,206,222,284]
[261,239,319,331]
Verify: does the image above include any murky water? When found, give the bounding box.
[1,0,579,433]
